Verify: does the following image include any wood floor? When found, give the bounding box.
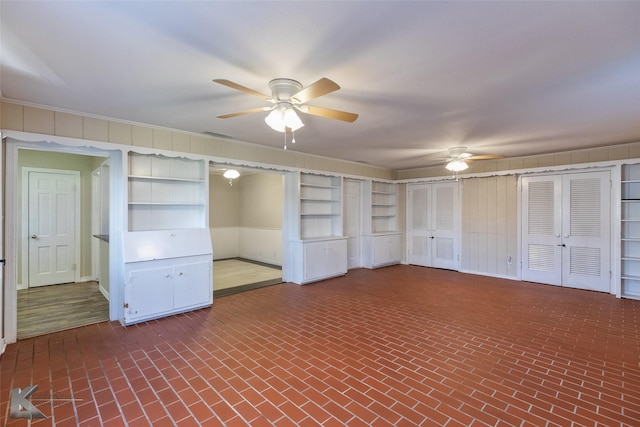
[17,281,109,339]
[213,258,282,297]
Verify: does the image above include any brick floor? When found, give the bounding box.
[2,265,639,426]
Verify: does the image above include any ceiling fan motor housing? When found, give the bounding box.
[268,79,303,102]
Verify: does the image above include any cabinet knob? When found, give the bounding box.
[165,273,171,278]
[179,272,183,276]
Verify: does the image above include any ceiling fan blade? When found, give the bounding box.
[217,107,269,119]
[291,78,340,104]
[213,79,271,100]
[466,154,505,160]
[303,105,358,123]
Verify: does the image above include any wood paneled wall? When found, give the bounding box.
[461,175,518,278]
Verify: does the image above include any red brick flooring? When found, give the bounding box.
[2,265,640,426]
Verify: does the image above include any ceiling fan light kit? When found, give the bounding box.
[264,102,304,132]
[445,159,469,172]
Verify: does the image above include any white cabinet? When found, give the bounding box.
[361,180,402,269]
[284,172,347,284]
[128,152,206,231]
[290,238,347,284]
[124,258,212,325]
[621,164,640,299]
[363,233,402,268]
[122,229,213,325]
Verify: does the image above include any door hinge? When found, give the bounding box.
[124,303,129,308]
[0,259,6,266]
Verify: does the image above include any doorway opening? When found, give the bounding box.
[209,163,284,296]
[16,149,110,339]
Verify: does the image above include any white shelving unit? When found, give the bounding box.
[370,181,398,233]
[285,172,347,284]
[299,173,343,239]
[128,152,206,231]
[621,163,640,299]
[362,180,402,268]
[122,152,213,325]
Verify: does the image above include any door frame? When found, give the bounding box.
[517,167,615,294]
[3,135,124,345]
[21,167,81,289]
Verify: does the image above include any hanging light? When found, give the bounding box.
[265,103,304,132]
[445,159,468,172]
[223,169,240,185]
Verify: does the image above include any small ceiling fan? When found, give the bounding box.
[445,146,504,172]
[213,78,358,134]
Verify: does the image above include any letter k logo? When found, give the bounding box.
[10,385,46,419]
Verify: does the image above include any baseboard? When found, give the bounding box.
[457,269,518,281]
[98,283,110,301]
[214,257,282,270]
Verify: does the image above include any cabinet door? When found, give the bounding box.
[326,240,348,276]
[126,267,173,321]
[303,241,328,282]
[174,262,212,309]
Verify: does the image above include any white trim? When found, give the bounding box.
[3,137,121,344]
[99,284,110,301]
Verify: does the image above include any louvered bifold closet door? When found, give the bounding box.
[562,172,610,292]
[431,183,458,270]
[521,176,563,285]
[407,184,430,266]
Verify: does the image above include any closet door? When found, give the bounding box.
[521,175,562,286]
[407,184,430,266]
[406,182,458,269]
[431,183,457,270]
[521,171,610,292]
[562,172,610,292]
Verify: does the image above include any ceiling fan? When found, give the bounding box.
[445,146,504,172]
[213,78,358,134]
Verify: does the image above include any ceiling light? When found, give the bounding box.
[223,169,239,185]
[265,103,304,132]
[445,160,468,172]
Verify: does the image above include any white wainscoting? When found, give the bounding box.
[211,227,282,266]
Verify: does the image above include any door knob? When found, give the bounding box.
[31,235,37,239]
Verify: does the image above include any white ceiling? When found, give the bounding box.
[2,1,639,170]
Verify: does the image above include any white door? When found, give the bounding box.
[343,179,361,269]
[28,170,79,287]
[407,184,430,266]
[407,182,458,269]
[431,183,458,270]
[521,171,610,292]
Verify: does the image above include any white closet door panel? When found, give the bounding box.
[562,172,610,292]
[407,184,430,266]
[521,176,562,285]
[431,183,458,270]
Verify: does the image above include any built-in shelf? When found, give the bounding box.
[128,152,206,231]
[299,172,343,239]
[621,164,640,299]
[369,181,398,234]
